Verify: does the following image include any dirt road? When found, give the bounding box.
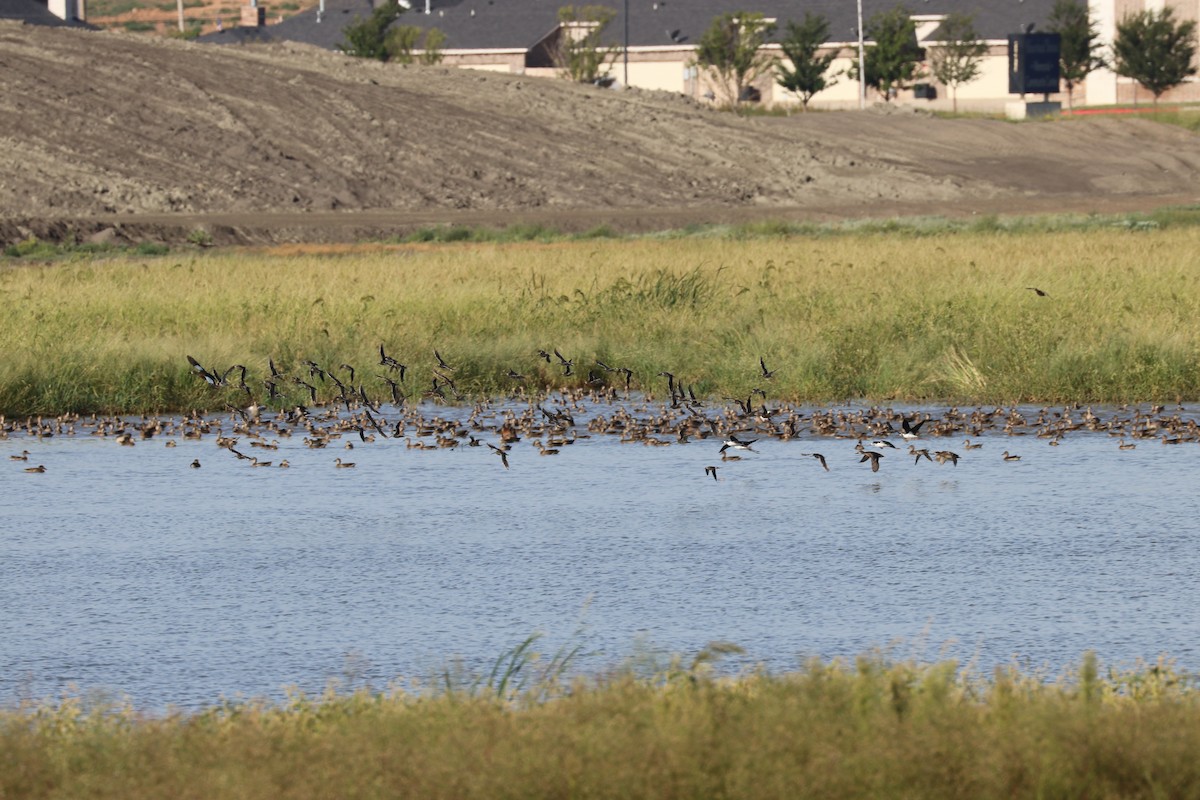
[2,21,1198,245]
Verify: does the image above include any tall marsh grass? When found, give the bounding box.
[5,652,1200,799]
[2,222,1200,414]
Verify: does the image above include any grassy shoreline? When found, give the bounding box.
[5,652,1200,799]
[2,212,1199,415]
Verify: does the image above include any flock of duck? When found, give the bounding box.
[4,349,1197,477]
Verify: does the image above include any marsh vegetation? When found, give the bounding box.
[5,651,1200,799]
[2,213,1199,415]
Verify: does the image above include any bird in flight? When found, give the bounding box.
[720,434,758,454]
[859,451,883,472]
[488,442,510,469]
[1026,287,1049,297]
[803,453,829,471]
[705,465,719,480]
[900,417,925,440]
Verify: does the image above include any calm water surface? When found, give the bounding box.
[3,400,1199,711]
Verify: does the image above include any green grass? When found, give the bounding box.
[2,215,1200,414]
[1143,107,1200,133]
[5,651,1200,799]
[85,0,141,15]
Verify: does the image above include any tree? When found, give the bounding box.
[1046,0,1105,110]
[926,12,987,112]
[1112,7,1197,107]
[338,0,403,61]
[694,11,777,110]
[385,25,447,65]
[775,12,837,111]
[553,5,620,84]
[860,6,925,101]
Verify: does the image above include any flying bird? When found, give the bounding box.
[804,453,829,471]
[488,442,510,469]
[186,355,219,386]
[860,451,884,472]
[900,417,925,440]
[720,434,758,454]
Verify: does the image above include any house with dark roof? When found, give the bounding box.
[1,0,95,26]
[200,0,1199,109]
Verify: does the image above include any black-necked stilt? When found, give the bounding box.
[900,417,925,440]
[720,434,758,454]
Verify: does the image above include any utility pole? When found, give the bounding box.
[856,0,866,109]
[176,0,184,32]
[623,0,629,87]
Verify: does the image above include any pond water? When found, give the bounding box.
[3,398,1199,711]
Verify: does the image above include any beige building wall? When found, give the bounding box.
[443,1,1197,110]
[1088,0,1200,105]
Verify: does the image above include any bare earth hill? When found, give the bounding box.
[2,20,1199,244]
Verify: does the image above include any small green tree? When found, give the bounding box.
[553,5,620,84]
[338,0,403,61]
[386,25,447,65]
[694,11,777,110]
[1047,0,1105,110]
[775,12,837,111]
[927,12,987,112]
[1112,7,1198,107]
[858,6,925,101]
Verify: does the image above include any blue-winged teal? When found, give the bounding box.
[935,451,960,466]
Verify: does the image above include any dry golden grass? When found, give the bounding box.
[2,224,1199,413]
[5,652,1200,799]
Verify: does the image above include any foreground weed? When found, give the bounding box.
[7,653,1200,799]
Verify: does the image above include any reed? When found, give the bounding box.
[4,651,1200,799]
[2,221,1199,414]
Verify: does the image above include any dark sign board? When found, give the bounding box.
[1008,32,1061,95]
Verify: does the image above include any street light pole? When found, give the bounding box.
[856,0,866,109]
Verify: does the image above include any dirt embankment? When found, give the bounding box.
[2,21,1198,245]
